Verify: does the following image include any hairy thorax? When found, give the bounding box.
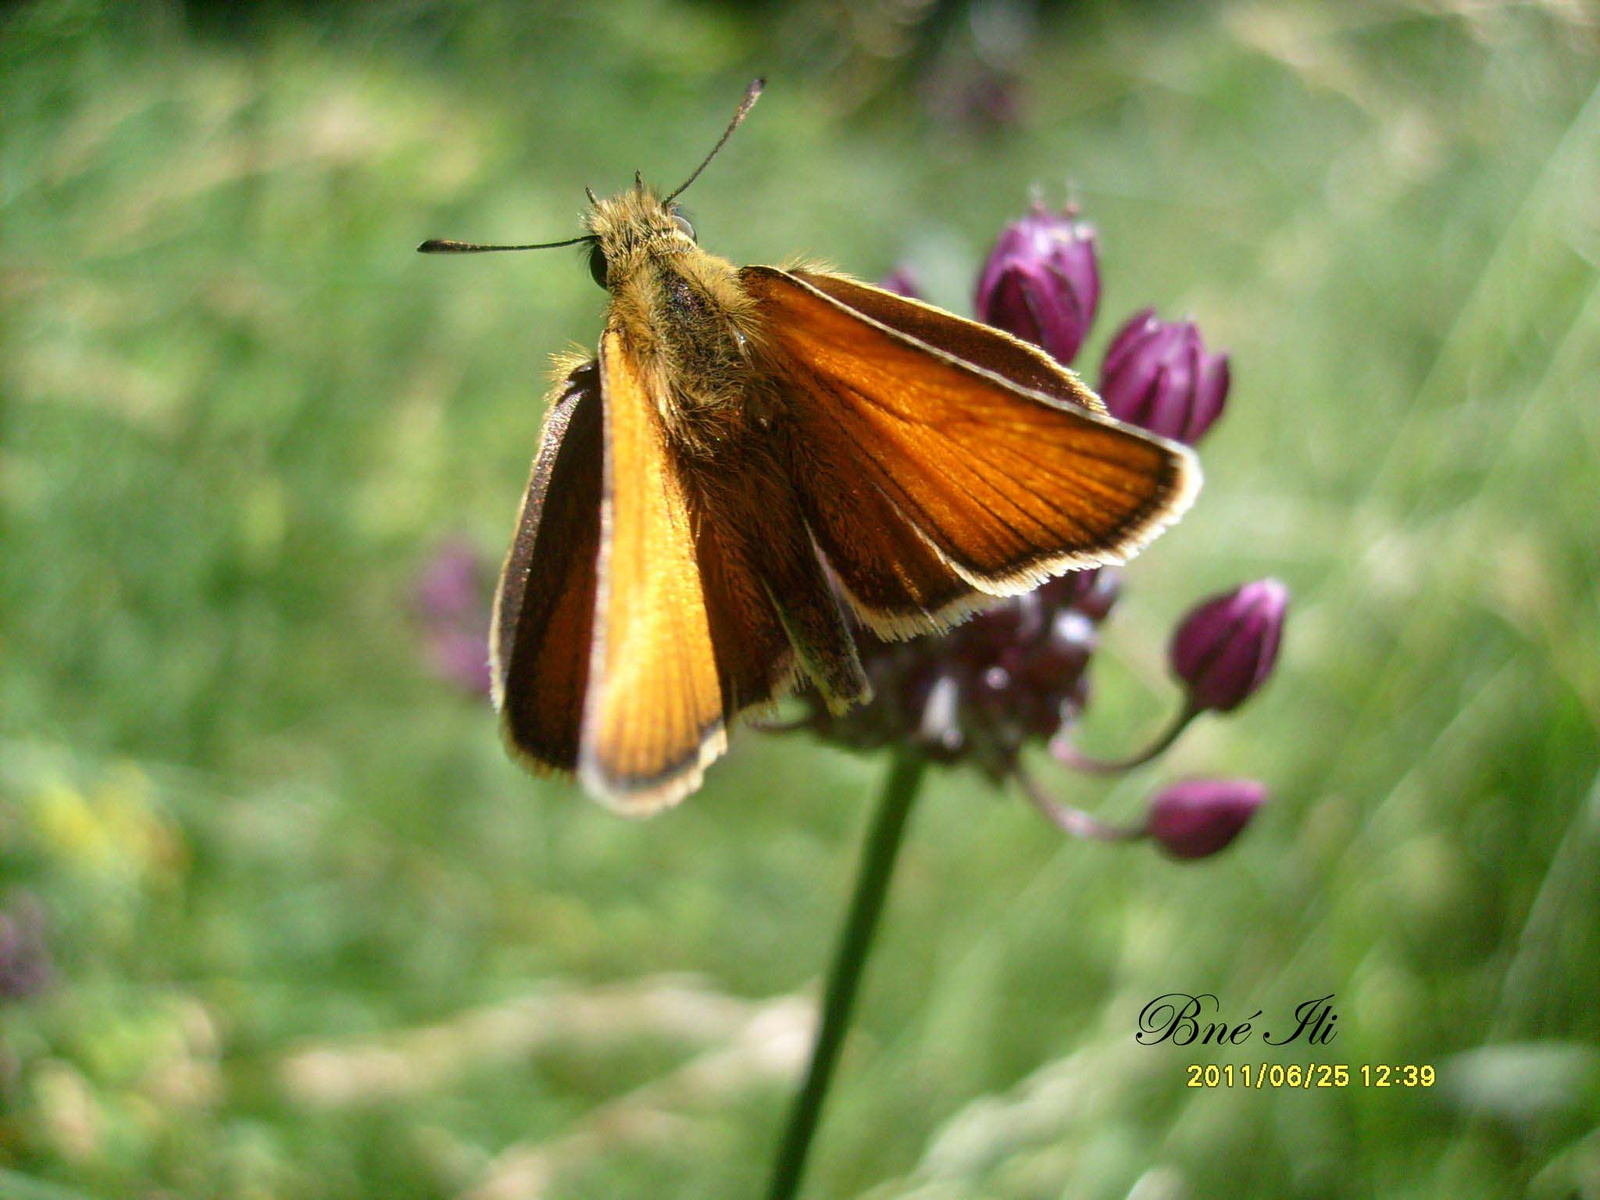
[590,190,771,457]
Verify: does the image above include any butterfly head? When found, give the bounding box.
[579,72,763,291]
[583,187,697,290]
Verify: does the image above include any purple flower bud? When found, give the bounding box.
[1099,310,1230,444]
[975,202,1100,366]
[1170,579,1287,713]
[879,267,922,300]
[1143,779,1266,859]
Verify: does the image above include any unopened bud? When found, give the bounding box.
[1100,310,1229,444]
[1170,579,1287,713]
[1143,779,1266,859]
[975,202,1100,365]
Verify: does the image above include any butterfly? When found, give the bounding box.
[421,80,1199,814]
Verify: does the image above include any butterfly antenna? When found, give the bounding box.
[664,78,764,204]
[417,234,592,254]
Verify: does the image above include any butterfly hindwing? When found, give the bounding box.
[693,511,799,722]
[493,359,603,773]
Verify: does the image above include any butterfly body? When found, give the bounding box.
[583,184,871,723]
[425,83,1201,813]
[588,188,768,453]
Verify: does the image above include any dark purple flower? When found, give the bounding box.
[414,539,493,696]
[975,202,1100,366]
[1099,310,1230,444]
[1170,579,1287,713]
[880,267,922,300]
[0,898,53,1004]
[797,570,1121,779]
[1143,779,1266,859]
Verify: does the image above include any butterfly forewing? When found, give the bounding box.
[745,267,1198,634]
[493,360,603,771]
[789,269,1105,416]
[579,329,727,812]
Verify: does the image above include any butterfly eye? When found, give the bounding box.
[587,242,609,289]
[671,213,696,241]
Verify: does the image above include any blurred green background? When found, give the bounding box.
[4,0,1599,1196]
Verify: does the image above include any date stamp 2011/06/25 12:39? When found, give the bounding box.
[1136,992,1436,1089]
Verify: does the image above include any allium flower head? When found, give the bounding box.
[1100,310,1230,444]
[1169,579,1288,713]
[782,197,1283,867]
[975,202,1100,366]
[799,571,1121,779]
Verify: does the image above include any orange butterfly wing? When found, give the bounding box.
[791,269,1107,415]
[578,329,727,812]
[493,338,807,808]
[692,484,805,720]
[492,359,603,773]
[743,266,1200,636]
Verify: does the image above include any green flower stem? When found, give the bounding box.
[766,746,928,1200]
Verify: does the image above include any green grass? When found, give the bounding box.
[3,2,1599,1197]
